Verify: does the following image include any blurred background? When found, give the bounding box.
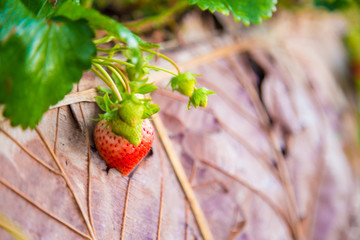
[1,0,360,239]
[93,0,360,239]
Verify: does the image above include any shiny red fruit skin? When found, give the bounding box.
[94,119,154,176]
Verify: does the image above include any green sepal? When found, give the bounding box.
[142,102,160,119]
[95,93,114,112]
[93,92,119,121]
[188,87,215,109]
[129,81,158,94]
[97,86,113,95]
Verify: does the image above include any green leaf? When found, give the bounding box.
[36,0,68,18]
[137,83,158,94]
[53,0,157,72]
[53,1,157,49]
[313,0,350,10]
[18,0,68,18]
[188,0,277,25]
[129,82,158,94]
[0,0,96,128]
[19,0,45,15]
[0,0,34,39]
[97,86,113,94]
[95,96,106,112]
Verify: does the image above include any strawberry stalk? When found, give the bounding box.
[92,63,122,101]
[139,47,181,74]
[96,46,181,75]
[95,61,129,93]
[95,56,134,67]
[94,56,177,76]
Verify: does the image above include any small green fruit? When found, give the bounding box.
[170,72,197,97]
[118,99,144,127]
[110,118,143,146]
[188,87,215,109]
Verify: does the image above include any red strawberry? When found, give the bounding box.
[94,119,155,176]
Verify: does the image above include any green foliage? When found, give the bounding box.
[313,0,350,10]
[54,1,157,48]
[0,0,155,128]
[1,0,228,131]
[142,101,160,119]
[188,0,277,25]
[0,0,96,128]
[94,93,118,121]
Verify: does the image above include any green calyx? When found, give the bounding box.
[110,118,143,146]
[170,72,197,97]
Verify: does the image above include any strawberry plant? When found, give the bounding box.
[0,0,277,174]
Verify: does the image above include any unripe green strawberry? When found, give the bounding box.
[117,99,144,127]
[170,72,197,97]
[94,119,154,176]
[188,87,215,109]
[110,118,143,146]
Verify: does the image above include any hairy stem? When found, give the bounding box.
[107,65,131,94]
[94,56,177,76]
[91,64,122,102]
[140,47,181,74]
[93,60,127,91]
[96,47,181,75]
[93,35,115,45]
[94,55,133,67]
[146,65,177,76]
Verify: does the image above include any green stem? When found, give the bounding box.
[107,65,129,94]
[146,65,177,76]
[124,0,188,32]
[140,47,181,74]
[81,0,93,8]
[94,55,134,67]
[112,66,131,94]
[92,64,122,101]
[93,35,115,45]
[91,67,112,89]
[93,56,178,76]
[97,47,181,74]
[97,47,127,54]
[96,47,181,74]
